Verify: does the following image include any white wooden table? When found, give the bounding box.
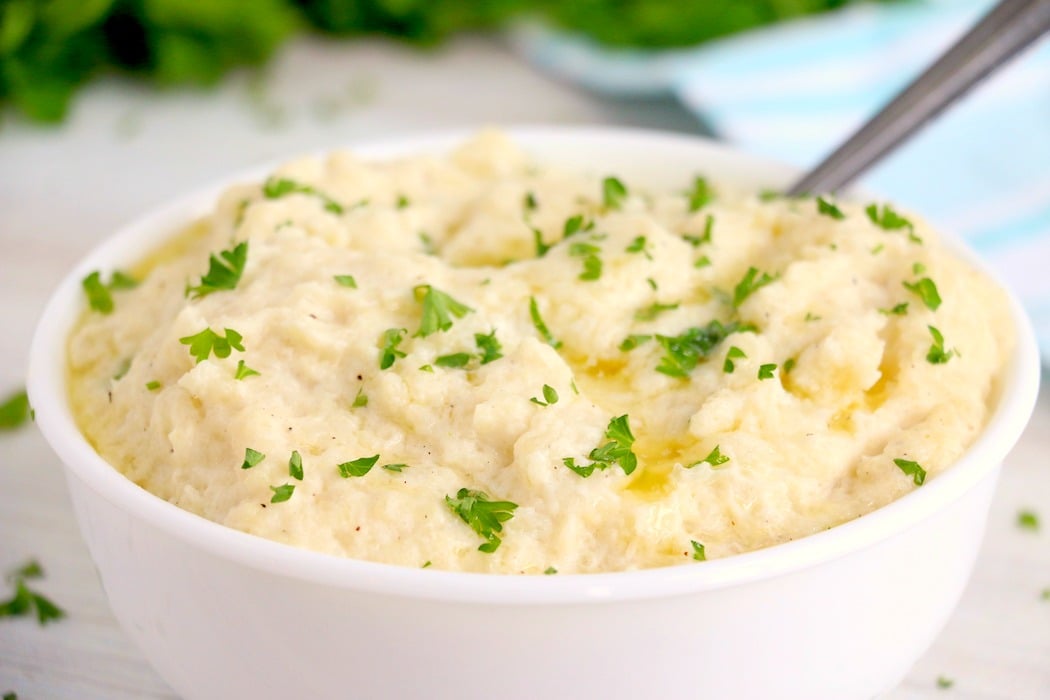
[1,36,1047,700]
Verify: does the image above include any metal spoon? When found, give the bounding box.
[787,0,1050,196]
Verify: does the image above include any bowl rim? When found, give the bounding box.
[27,124,1042,604]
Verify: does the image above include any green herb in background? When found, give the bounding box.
[0,0,895,124]
[0,560,65,625]
[0,389,31,430]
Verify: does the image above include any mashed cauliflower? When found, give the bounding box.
[68,131,1013,573]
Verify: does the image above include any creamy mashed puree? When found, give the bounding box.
[69,132,1012,573]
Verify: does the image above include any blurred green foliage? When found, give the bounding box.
[0,0,885,124]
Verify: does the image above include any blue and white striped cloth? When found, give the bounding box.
[510,0,1050,365]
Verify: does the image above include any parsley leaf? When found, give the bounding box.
[529,297,561,349]
[936,676,954,690]
[474,330,503,365]
[379,328,407,370]
[81,271,113,314]
[866,203,914,233]
[634,302,679,321]
[414,285,473,337]
[893,458,927,486]
[445,488,518,553]
[288,450,303,480]
[0,389,31,431]
[382,463,409,473]
[533,227,551,257]
[816,196,845,220]
[337,454,380,478]
[687,176,713,212]
[903,277,942,311]
[562,214,591,238]
[242,448,265,469]
[524,191,538,211]
[0,560,65,626]
[690,540,707,561]
[879,302,909,316]
[926,326,955,364]
[569,241,603,281]
[270,484,295,503]
[435,352,472,368]
[602,176,628,210]
[723,346,746,373]
[544,567,558,575]
[145,380,162,391]
[625,236,652,259]
[732,267,776,307]
[530,384,559,406]
[758,363,777,379]
[186,242,248,299]
[352,387,368,408]
[686,445,730,469]
[1017,510,1039,531]
[179,327,245,363]
[563,414,638,477]
[684,214,715,247]
[619,334,652,352]
[108,271,139,290]
[396,194,410,209]
[234,359,259,380]
[263,177,343,214]
[334,274,357,288]
[655,320,744,378]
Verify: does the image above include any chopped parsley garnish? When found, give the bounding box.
[145,380,161,391]
[562,214,591,238]
[0,389,31,431]
[379,328,407,369]
[646,277,658,290]
[723,346,746,373]
[234,359,260,380]
[926,326,956,364]
[690,540,707,561]
[1017,510,1039,531]
[893,458,927,486]
[109,271,138,289]
[758,363,777,379]
[804,312,822,322]
[445,488,518,553]
[913,262,926,275]
[524,191,538,211]
[337,454,380,478]
[269,484,295,503]
[687,445,730,469]
[186,241,248,299]
[82,271,114,313]
[732,267,777,307]
[634,302,679,321]
[352,387,368,408]
[112,357,131,381]
[655,320,745,378]
[179,327,245,364]
[683,214,715,247]
[783,357,797,373]
[382,463,409,473]
[414,285,473,337]
[619,334,652,352]
[396,194,410,209]
[533,227,551,257]
[530,384,559,406]
[903,277,942,311]
[563,414,638,477]
[333,274,357,288]
[288,451,303,480]
[879,302,909,316]
[1041,588,1050,601]
[242,448,265,469]
[866,203,914,233]
[0,560,64,625]
[694,255,712,269]
[687,175,713,212]
[816,196,845,220]
[435,352,472,368]
[529,297,561,349]
[419,364,434,373]
[263,177,343,214]
[569,241,603,281]
[936,676,953,690]
[474,330,503,365]
[625,236,652,259]
[418,232,437,255]
[422,561,433,569]
[602,176,628,210]
[544,566,558,575]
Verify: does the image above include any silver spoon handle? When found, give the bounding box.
[787,0,1050,197]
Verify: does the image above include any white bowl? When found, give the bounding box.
[28,127,1041,700]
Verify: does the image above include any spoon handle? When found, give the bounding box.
[787,0,1050,197]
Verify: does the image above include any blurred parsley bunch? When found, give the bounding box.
[0,0,886,124]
